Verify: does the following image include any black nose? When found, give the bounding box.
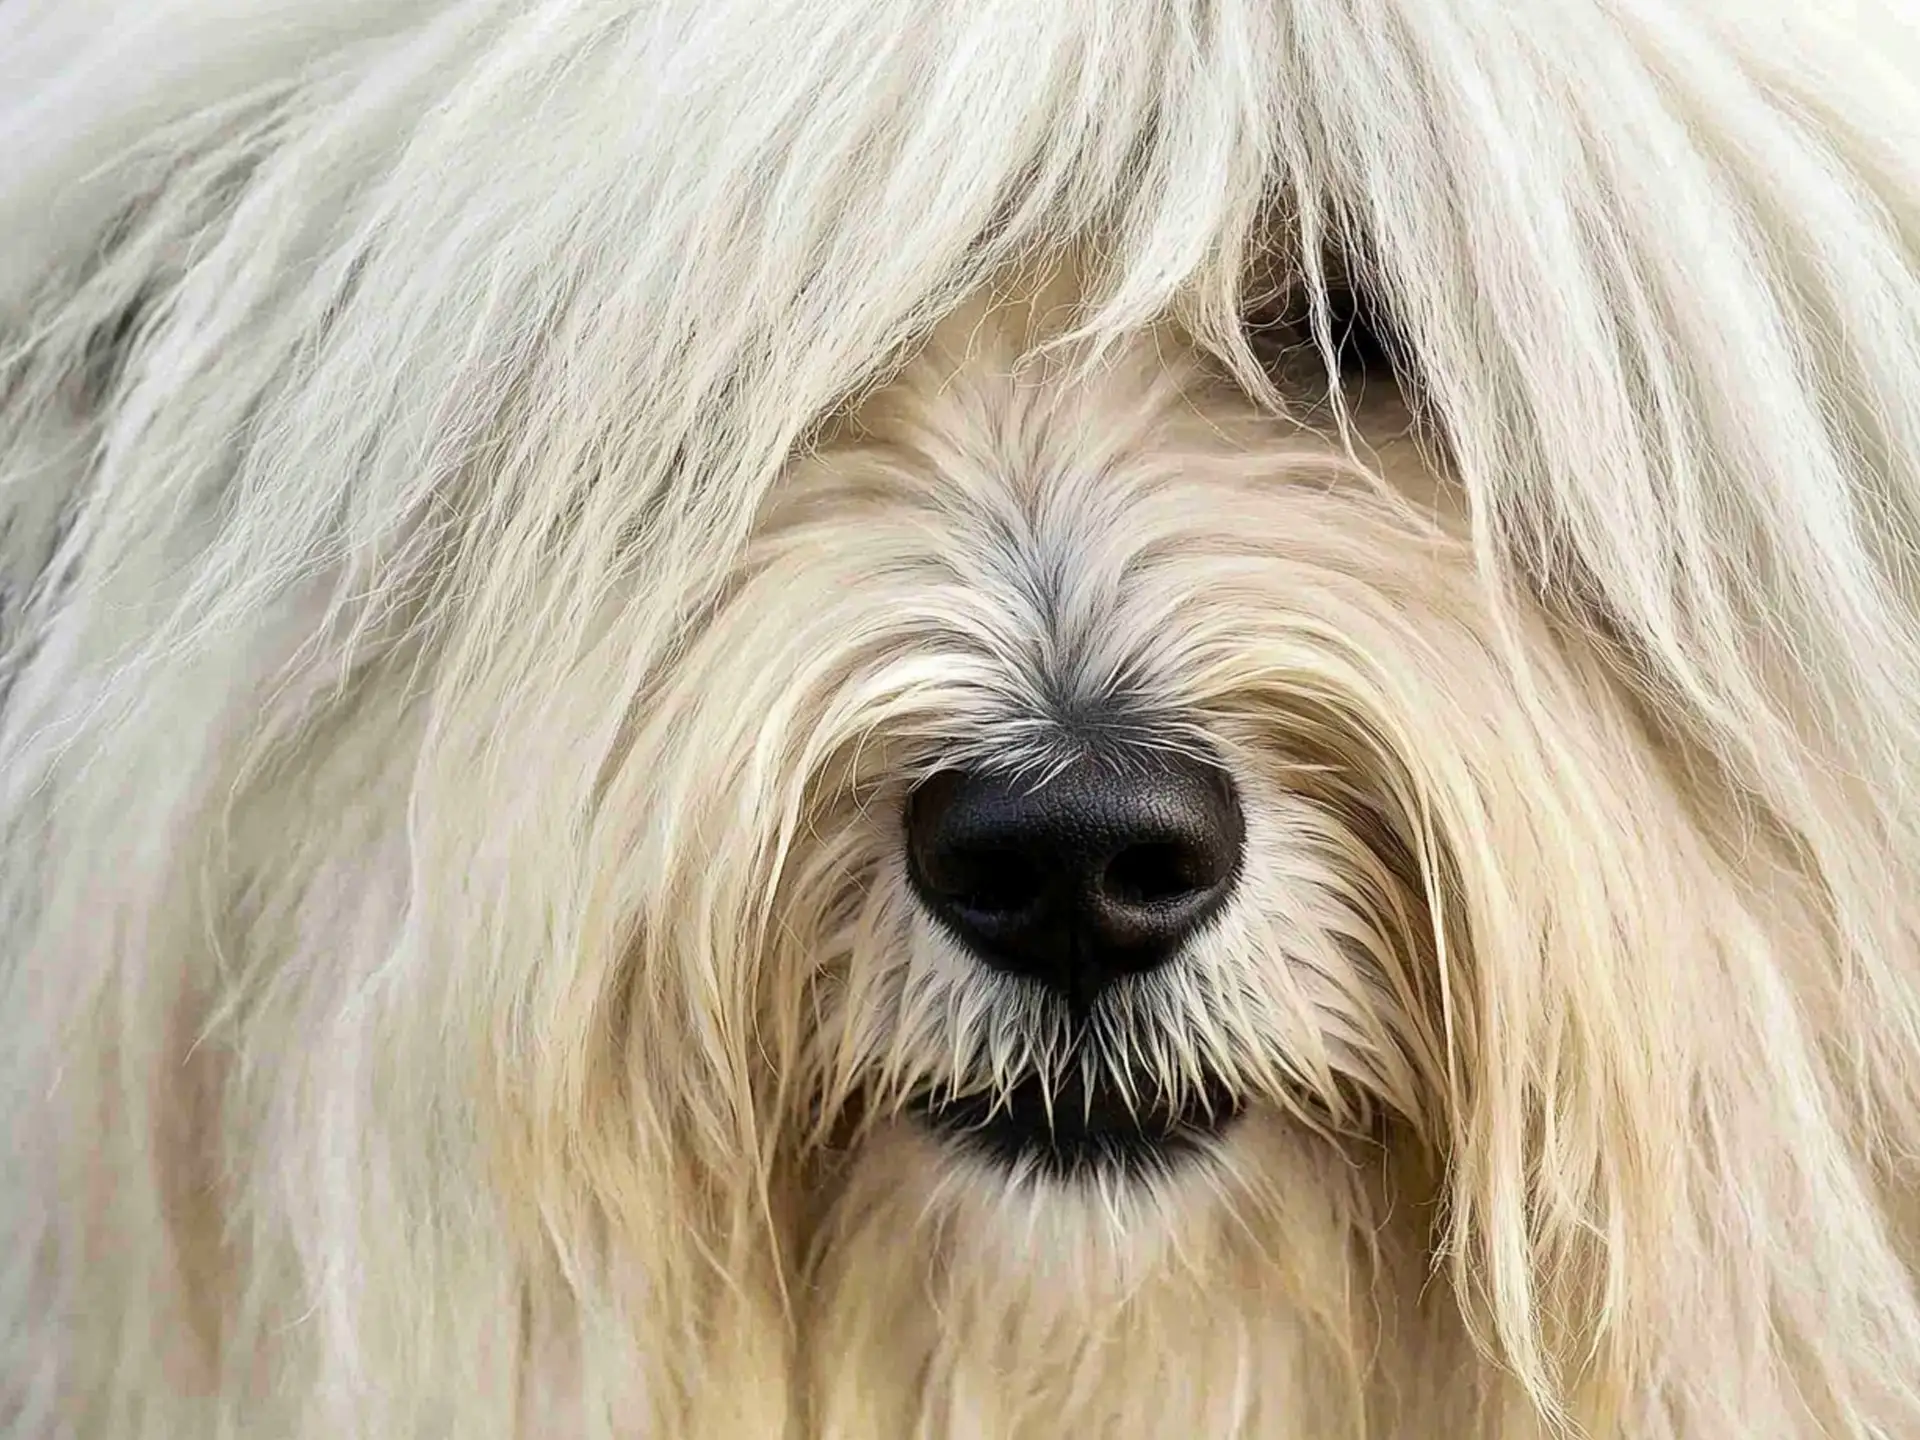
[904,749,1244,1012]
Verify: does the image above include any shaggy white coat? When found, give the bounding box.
[3,0,1920,1436]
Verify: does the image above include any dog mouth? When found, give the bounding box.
[912,1070,1243,1178]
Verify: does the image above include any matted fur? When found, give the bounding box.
[4,0,1920,1435]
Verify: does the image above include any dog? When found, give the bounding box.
[5,0,1920,1435]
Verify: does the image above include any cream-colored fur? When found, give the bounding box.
[4,1,1920,1436]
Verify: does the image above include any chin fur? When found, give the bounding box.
[5,2,1920,1437]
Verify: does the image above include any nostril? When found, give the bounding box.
[1101,841,1215,907]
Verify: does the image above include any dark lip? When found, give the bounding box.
[912,1070,1243,1179]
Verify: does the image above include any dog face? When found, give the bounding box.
[577,285,1696,1428]
[772,302,1455,1167]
